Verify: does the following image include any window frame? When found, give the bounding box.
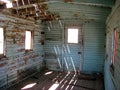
[0,27,6,58]
[65,26,81,44]
[110,28,119,76]
[112,30,118,65]
[67,28,79,44]
[25,30,33,52]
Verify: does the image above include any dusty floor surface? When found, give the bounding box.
[6,70,104,90]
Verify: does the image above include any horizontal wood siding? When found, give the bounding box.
[105,0,120,89]
[0,14,44,89]
[44,21,106,73]
[83,22,105,72]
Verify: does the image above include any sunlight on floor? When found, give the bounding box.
[65,73,76,90]
[21,83,37,90]
[44,71,53,75]
[48,83,59,90]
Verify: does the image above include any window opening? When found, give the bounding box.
[25,31,32,50]
[67,28,78,43]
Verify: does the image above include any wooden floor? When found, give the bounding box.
[7,70,104,90]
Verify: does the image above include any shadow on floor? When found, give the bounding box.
[6,70,104,90]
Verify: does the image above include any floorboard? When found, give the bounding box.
[6,70,104,90]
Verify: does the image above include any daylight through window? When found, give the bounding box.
[67,28,78,43]
[25,31,32,50]
[0,28,4,54]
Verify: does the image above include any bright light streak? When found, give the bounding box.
[54,46,58,54]
[60,72,70,84]
[64,57,69,70]
[44,71,53,75]
[48,83,59,90]
[52,73,61,82]
[57,58,62,68]
[48,26,51,31]
[65,74,76,90]
[70,57,76,72]
[70,80,77,90]
[21,83,37,90]
[60,72,70,89]
[59,20,62,28]
[49,21,52,28]
[66,45,70,54]
[57,45,60,54]
[61,80,68,89]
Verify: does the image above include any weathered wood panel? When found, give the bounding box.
[0,13,44,89]
[105,0,120,90]
[44,20,106,73]
[83,22,105,73]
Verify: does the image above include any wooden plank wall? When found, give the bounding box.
[44,20,82,72]
[44,2,111,73]
[105,0,120,90]
[44,19,106,73]
[0,13,44,89]
[83,22,106,72]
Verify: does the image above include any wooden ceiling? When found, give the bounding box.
[0,0,60,21]
[0,0,115,22]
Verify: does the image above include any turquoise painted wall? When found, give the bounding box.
[105,0,120,90]
[44,20,107,73]
[83,22,105,72]
[0,14,44,89]
[44,1,111,73]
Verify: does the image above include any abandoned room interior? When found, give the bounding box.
[0,0,120,90]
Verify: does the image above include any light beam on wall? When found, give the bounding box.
[64,57,69,70]
[54,46,58,54]
[70,57,76,72]
[57,58,62,68]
